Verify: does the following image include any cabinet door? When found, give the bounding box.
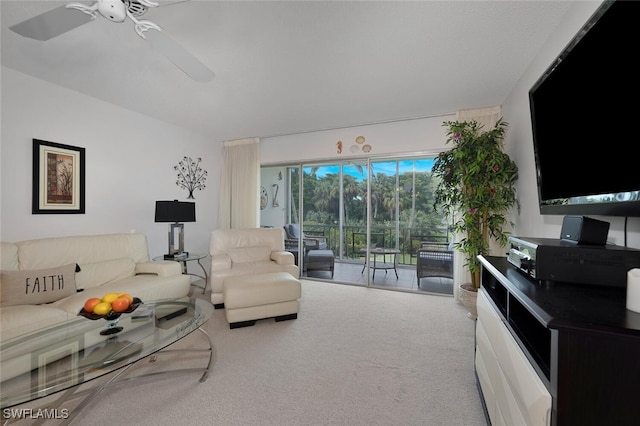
[476,321,497,422]
[556,329,640,425]
[477,290,551,426]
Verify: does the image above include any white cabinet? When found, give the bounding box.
[476,289,551,426]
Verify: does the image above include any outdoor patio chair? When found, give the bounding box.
[283,223,327,251]
[416,241,453,284]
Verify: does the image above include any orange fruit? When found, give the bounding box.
[118,293,134,306]
[92,302,112,316]
[111,297,130,313]
[101,293,119,304]
[83,297,101,313]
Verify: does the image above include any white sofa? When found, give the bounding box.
[0,233,191,342]
[209,228,299,307]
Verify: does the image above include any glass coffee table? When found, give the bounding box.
[0,297,215,424]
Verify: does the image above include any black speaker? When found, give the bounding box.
[560,215,609,245]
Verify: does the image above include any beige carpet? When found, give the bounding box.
[45,281,486,425]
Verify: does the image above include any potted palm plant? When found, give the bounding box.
[432,118,519,318]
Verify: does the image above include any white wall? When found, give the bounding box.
[502,0,640,250]
[260,114,455,165]
[1,67,223,259]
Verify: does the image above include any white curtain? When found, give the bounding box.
[218,138,260,229]
[456,105,502,131]
[451,105,502,300]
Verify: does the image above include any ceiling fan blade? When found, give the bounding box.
[144,28,214,82]
[154,0,192,6]
[9,4,94,41]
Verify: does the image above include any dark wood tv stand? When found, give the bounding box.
[477,255,640,426]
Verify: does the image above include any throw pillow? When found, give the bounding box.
[286,224,301,238]
[0,264,77,307]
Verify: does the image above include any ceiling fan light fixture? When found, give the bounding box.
[125,1,150,18]
[97,0,127,22]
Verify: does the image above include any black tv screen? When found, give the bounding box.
[529,0,640,216]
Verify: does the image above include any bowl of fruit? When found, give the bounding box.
[79,293,142,335]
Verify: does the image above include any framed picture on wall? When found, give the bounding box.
[32,139,85,214]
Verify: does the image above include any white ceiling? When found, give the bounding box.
[1,1,575,142]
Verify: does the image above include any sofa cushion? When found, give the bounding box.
[227,246,272,264]
[0,304,70,341]
[0,264,78,307]
[210,228,286,255]
[15,234,150,270]
[75,258,136,290]
[0,242,18,270]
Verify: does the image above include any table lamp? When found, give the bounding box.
[155,200,196,259]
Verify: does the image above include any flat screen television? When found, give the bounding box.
[529,0,640,217]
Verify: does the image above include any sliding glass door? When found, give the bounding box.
[260,155,452,292]
[342,161,368,266]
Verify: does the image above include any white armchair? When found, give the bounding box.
[209,228,299,307]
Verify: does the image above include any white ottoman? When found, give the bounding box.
[223,272,301,329]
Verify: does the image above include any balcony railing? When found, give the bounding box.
[302,224,450,266]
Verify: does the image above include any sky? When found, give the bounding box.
[307,158,435,181]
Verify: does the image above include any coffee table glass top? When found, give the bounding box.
[0,297,214,409]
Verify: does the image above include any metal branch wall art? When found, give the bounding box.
[174,157,207,199]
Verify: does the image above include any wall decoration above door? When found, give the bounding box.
[32,139,85,214]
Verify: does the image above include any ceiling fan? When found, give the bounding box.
[9,0,214,82]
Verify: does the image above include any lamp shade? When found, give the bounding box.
[155,200,196,223]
